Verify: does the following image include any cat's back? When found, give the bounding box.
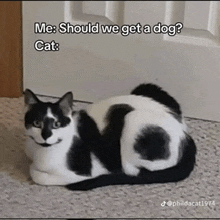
[84,87,188,175]
[88,94,169,112]
[87,94,176,132]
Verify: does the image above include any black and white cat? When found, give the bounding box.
[24,84,196,190]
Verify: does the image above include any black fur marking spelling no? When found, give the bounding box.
[134,125,170,161]
[72,106,133,173]
[66,133,196,190]
[131,84,182,120]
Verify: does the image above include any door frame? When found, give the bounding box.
[0,1,22,97]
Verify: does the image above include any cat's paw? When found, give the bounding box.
[30,164,69,185]
[30,165,50,185]
[122,162,140,176]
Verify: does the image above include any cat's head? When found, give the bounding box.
[24,89,74,147]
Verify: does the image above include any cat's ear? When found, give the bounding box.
[58,91,73,115]
[24,89,40,105]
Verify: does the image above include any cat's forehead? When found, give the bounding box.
[46,107,58,120]
[27,102,60,118]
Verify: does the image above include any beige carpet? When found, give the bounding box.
[0,96,219,218]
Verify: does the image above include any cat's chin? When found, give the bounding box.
[35,138,62,147]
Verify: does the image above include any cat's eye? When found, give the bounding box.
[53,121,61,129]
[33,120,41,128]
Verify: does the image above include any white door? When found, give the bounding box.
[23,1,220,122]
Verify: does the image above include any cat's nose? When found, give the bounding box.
[41,129,52,140]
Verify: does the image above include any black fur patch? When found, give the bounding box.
[67,110,101,176]
[25,103,48,129]
[67,106,133,174]
[138,133,197,182]
[92,104,134,173]
[77,110,101,143]
[50,103,71,127]
[25,103,71,129]
[67,136,92,176]
[134,125,170,161]
[131,83,182,120]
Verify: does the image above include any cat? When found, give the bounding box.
[24,83,196,191]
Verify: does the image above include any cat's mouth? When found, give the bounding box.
[38,138,62,147]
[29,136,62,147]
[39,143,53,147]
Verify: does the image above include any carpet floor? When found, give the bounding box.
[0,96,219,218]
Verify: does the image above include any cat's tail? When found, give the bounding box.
[66,134,196,191]
[131,83,182,116]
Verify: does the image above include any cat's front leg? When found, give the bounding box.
[30,163,59,185]
[30,164,92,186]
[30,163,70,185]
